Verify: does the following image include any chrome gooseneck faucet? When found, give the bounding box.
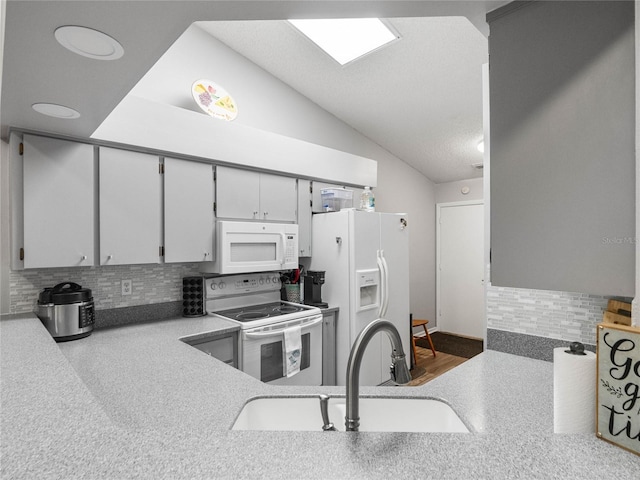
[345,318,412,432]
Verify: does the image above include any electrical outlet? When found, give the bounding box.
[121,279,132,296]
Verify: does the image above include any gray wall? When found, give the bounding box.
[0,139,9,314]
[435,177,484,204]
[489,0,635,297]
[636,0,640,324]
[0,2,8,314]
[377,152,437,323]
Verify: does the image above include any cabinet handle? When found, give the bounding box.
[107,255,113,261]
[81,255,87,261]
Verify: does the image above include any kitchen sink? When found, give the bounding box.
[231,396,470,433]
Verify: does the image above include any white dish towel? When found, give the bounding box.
[283,325,302,377]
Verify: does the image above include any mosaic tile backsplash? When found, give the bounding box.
[486,285,611,346]
[9,263,202,314]
[11,265,618,350]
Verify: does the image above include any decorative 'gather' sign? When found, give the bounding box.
[597,322,640,456]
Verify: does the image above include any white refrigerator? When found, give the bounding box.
[310,210,410,386]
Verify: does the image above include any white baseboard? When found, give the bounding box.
[412,326,439,337]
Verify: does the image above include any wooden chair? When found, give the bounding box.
[411,319,437,364]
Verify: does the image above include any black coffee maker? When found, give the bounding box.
[303,271,328,308]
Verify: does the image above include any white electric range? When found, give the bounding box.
[206,273,323,386]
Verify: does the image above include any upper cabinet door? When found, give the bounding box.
[216,166,297,222]
[164,157,214,263]
[216,165,260,220]
[259,173,297,222]
[99,147,161,265]
[23,135,96,268]
[297,179,312,257]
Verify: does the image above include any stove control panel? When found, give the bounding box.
[205,273,282,299]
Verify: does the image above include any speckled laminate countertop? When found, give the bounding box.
[1,313,638,479]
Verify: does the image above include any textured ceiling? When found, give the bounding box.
[199,17,488,184]
[1,1,504,184]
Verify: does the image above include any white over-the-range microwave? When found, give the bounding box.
[199,221,298,274]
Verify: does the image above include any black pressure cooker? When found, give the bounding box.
[36,282,95,342]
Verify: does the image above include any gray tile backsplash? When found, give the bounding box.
[486,285,610,347]
[9,263,202,314]
[11,264,616,357]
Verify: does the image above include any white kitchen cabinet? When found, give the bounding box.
[259,172,297,222]
[183,331,239,369]
[22,135,96,268]
[99,147,161,265]
[164,157,215,263]
[321,308,337,386]
[215,166,260,220]
[297,179,312,257]
[216,165,296,222]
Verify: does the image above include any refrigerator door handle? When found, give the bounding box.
[380,250,390,318]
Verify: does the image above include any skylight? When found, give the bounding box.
[288,18,399,66]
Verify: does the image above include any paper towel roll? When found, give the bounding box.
[553,346,596,433]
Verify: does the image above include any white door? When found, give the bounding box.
[164,158,215,263]
[437,202,485,339]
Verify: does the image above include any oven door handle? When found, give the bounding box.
[243,316,323,339]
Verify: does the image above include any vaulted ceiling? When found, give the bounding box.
[1,0,510,183]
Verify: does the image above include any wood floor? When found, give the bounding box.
[407,345,469,387]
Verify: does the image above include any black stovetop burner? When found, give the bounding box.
[213,302,307,323]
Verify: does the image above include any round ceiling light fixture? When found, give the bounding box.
[32,103,81,119]
[54,25,124,60]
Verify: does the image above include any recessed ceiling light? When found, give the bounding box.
[288,18,399,66]
[32,103,81,119]
[55,25,124,60]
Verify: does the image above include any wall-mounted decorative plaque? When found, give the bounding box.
[596,322,640,456]
[192,79,238,122]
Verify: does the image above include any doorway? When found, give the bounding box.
[436,201,485,339]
